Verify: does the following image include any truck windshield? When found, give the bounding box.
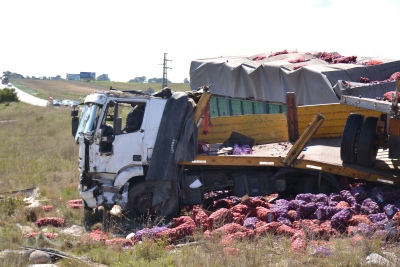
[75,103,101,142]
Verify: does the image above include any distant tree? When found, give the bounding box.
[0,88,19,103]
[97,74,110,81]
[2,71,24,79]
[184,78,189,83]
[129,76,147,83]
[52,75,62,80]
[13,73,24,79]
[148,78,159,83]
[148,78,171,83]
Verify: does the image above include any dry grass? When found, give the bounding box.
[10,79,191,101]
[0,102,77,191]
[2,219,393,267]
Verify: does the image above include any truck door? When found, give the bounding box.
[93,101,147,173]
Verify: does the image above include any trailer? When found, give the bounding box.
[181,93,399,199]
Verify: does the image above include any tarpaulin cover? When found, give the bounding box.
[189,52,400,105]
[146,92,197,207]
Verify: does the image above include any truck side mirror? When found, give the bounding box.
[71,109,79,137]
[114,117,122,135]
[72,117,79,137]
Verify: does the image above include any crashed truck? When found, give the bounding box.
[72,51,400,228]
[72,90,399,229]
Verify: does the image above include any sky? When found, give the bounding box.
[2,0,399,83]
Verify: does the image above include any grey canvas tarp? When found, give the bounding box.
[189,52,400,105]
[146,92,198,208]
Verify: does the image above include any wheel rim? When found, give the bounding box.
[128,181,155,216]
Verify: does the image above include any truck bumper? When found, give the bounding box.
[80,185,98,208]
[80,184,126,209]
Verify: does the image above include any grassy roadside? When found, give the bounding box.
[9,79,191,102]
[0,101,79,201]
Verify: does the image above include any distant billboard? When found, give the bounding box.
[80,72,96,80]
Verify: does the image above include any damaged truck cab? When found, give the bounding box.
[72,90,167,215]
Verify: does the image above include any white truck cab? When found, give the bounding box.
[73,90,167,211]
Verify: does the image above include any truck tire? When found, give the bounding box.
[127,181,179,219]
[340,113,365,163]
[356,117,379,167]
[128,181,155,217]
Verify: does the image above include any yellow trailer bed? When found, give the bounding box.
[182,101,399,186]
[184,138,399,185]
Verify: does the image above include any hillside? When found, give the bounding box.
[10,79,191,101]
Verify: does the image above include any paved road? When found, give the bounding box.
[0,84,49,107]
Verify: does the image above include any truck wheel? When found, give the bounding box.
[340,113,365,163]
[356,117,379,167]
[127,181,179,218]
[128,181,155,217]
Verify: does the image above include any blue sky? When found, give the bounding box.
[2,0,399,83]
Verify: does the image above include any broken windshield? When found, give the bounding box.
[75,104,102,142]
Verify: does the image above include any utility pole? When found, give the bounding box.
[160,53,172,89]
